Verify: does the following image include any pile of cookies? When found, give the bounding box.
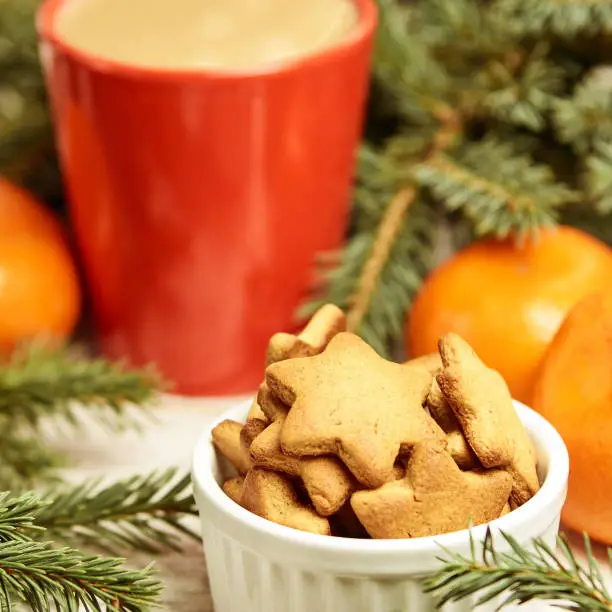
[211,304,540,539]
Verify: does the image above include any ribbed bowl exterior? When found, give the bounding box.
[198,513,561,612]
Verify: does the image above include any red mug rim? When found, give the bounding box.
[36,0,378,81]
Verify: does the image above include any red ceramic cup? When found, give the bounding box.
[37,0,377,396]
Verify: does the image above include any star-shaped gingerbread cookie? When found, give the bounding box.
[266,303,346,366]
[211,419,252,475]
[351,441,512,538]
[247,304,345,424]
[256,381,289,421]
[266,332,443,488]
[436,332,540,506]
[427,378,479,469]
[249,417,357,516]
[241,468,330,535]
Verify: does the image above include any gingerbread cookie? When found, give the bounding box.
[250,420,301,475]
[446,431,480,470]
[436,333,540,506]
[299,456,357,516]
[351,441,512,539]
[246,397,268,423]
[404,352,442,376]
[240,418,268,454]
[427,379,479,470]
[241,468,330,535]
[213,308,536,539]
[265,304,346,366]
[266,332,444,488]
[250,418,357,516]
[211,420,252,475]
[257,382,289,422]
[222,476,244,505]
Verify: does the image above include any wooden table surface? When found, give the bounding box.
[53,393,609,612]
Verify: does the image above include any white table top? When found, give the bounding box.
[54,393,608,612]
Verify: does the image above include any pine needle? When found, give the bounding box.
[0,342,162,432]
[416,139,578,237]
[424,528,612,610]
[303,0,588,354]
[0,492,46,542]
[346,187,417,333]
[0,540,162,612]
[0,432,65,492]
[586,140,612,213]
[0,0,58,197]
[373,0,450,124]
[554,77,612,155]
[477,46,567,132]
[302,143,437,356]
[495,0,612,37]
[35,469,199,556]
[0,492,164,610]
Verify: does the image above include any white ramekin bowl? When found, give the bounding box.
[192,400,569,612]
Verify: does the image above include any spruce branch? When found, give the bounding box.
[0,432,65,492]
[476,47,567,131]
[35,469,199,556]
[305,0,612,354]
[0,342,162,432]
[419,0,516,57]
[373,0,450,124]
[554,78,612,154]
[0,0,57,196]
[586,140,612,213]
[495,0,612,37]
[306,206,436,358]
[0,492,163,611]
[305,84,458,353]
[424,528,612,610]
[417,139,578,237]
[0,492,46,543]
[0,540,162,612]
[303,141,438,355]
[346,188,416,333]
[345,114,460,335]
[412,1,567,132]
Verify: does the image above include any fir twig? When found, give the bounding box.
[304,0,612,355]
[0,432,65,492]
[424,528,612,610]
[341,73,461,341]
[0,492,163,611]
[0,342,162,432]
[554,76,612,154]
[495,0,612,37]
[373,0,450,124]
[586,140,612,214]
[0,0,59,197]
[346,187,416,333]
[0,492,46,543]
[477,45,567,131]
[35,469,199,555]
[304,142,437,356]
[0,540,162,612]
[417,139,578,237]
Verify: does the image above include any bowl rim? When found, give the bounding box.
[191,398,569,556]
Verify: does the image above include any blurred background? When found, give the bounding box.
[4,0,612,544]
